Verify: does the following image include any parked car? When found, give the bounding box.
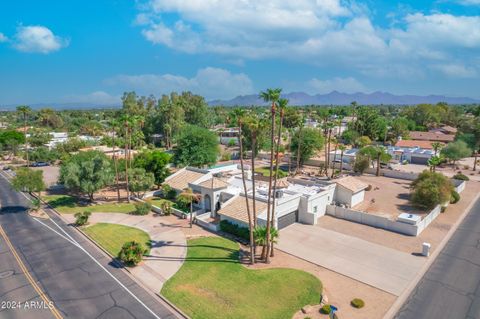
[31,162,49,167]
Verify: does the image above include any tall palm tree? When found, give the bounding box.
[259,88,281,263]
[233,109,255,264]
[359,145,392,176]
[269,98,288,257]
[295,116,305,175]
[16,105,31,166]
[109,119,121,202]
[330,137,339,178]
[338,144,347,176]
[121,114,132,202]
[178,188,201,228]
[431,142,442,156]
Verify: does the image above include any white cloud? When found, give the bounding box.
[105,67,254,99]
[457,0,480,5]
[13,25,69,53]
[136,1,480,79]
[63,91,120,105]
[307,77,367,94]
[430,63,477,78]
[0,32,8,42]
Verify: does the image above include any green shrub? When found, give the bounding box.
[118,241,147,266]
[353,155,370,174]
[453,173,469,181]
[161,184,177,200]
[227,139,236,147]
[450,190,460,204]
[74,211,91,226]
[219,220,250,242]
[320,304,331,314]
[351,298,365,308]
[132,202,152,215]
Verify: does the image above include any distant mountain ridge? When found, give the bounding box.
[209,91,480,106]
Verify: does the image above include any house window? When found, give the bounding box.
[313,206,318,213]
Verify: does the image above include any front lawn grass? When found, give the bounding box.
[161,237,322,319]
[43,195,136,214]
[83,223,151,256]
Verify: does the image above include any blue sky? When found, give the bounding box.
[1,0,480,105]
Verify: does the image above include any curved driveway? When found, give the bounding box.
[63,213,187,292]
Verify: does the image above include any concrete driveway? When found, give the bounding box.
[277,223,426,296]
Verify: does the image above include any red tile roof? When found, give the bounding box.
[408,131,455,142]
[395,140,436,149]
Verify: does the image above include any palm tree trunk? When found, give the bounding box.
[125,124,130,203]
[326,129,332,175]
[295,127,302,175]
[331,141,338,178]
[270,110,284,257]
[238,123,255,264]
[112,131,121,203]
[474,150,478,171]
[287,130,293,175]
[24,114,29,167]
[265,103,276,263]
[190,201,193,228]
[340,151,344,175]
[251,134,258,257]
[376,155,381,176]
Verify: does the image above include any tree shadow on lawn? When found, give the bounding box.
[145,252,239,264]
[47,196,79,208]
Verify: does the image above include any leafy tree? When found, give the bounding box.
[60,150,114,201]
[37,108,64,129]
[411,171,453,209]
[127,168,155,198]
[440,140,472,169]
[174,125,219,167]
[30,147,58,163]
[353,155,370,174]
[0,130,25,148]
[16,105,31,165]
[355,136,372,148]
[133,150,171,187]
[132,202,152,215]
[341,129,359,145]
[427,155,443,172]
[11,167,45,197]
[290,128,324,166]
[28,132,52,147]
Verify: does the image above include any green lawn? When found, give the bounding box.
[83,223,151,256]
[146,197,174,208]
[161,237,322,319]
[43,195,136,214]
[255,167,288,178]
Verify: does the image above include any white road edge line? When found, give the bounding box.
[33,218,79,247]
[0,170,162,319]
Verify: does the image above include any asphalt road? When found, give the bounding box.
[0,172,182,319]
[395,196,480,319]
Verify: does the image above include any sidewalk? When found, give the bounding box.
[63,213,187,292]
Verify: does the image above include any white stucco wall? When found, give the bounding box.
[351,191,365,207]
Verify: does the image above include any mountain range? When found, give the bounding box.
[1,91,479,110]
[208,91,480,106]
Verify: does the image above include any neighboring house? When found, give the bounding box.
[429,125,457,135]
[333,176,368,208]
[408,131,455,143]
[329,148,359,164]
[211,127,240,146]
[389,140,438,164]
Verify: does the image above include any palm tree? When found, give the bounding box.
[359,145,392,176]
[121,114,132,202]
[295,116,305,175]
[432,142,443,156]
[330,137,339,178]
[428,155,443,172]
[178,188,201,228]
[270,98,288,257]
[253,226,279,257]
[338,144,347,176]
[233,109,255,264]
[16,105,31,166]
[109,119,121,202]
[259,88,282,263]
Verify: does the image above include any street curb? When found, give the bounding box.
[383,189,480,319]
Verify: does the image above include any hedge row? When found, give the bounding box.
[219,220,250,242]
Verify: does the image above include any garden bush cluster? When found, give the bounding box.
[219,220,250,242]
[132,202,152,215]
